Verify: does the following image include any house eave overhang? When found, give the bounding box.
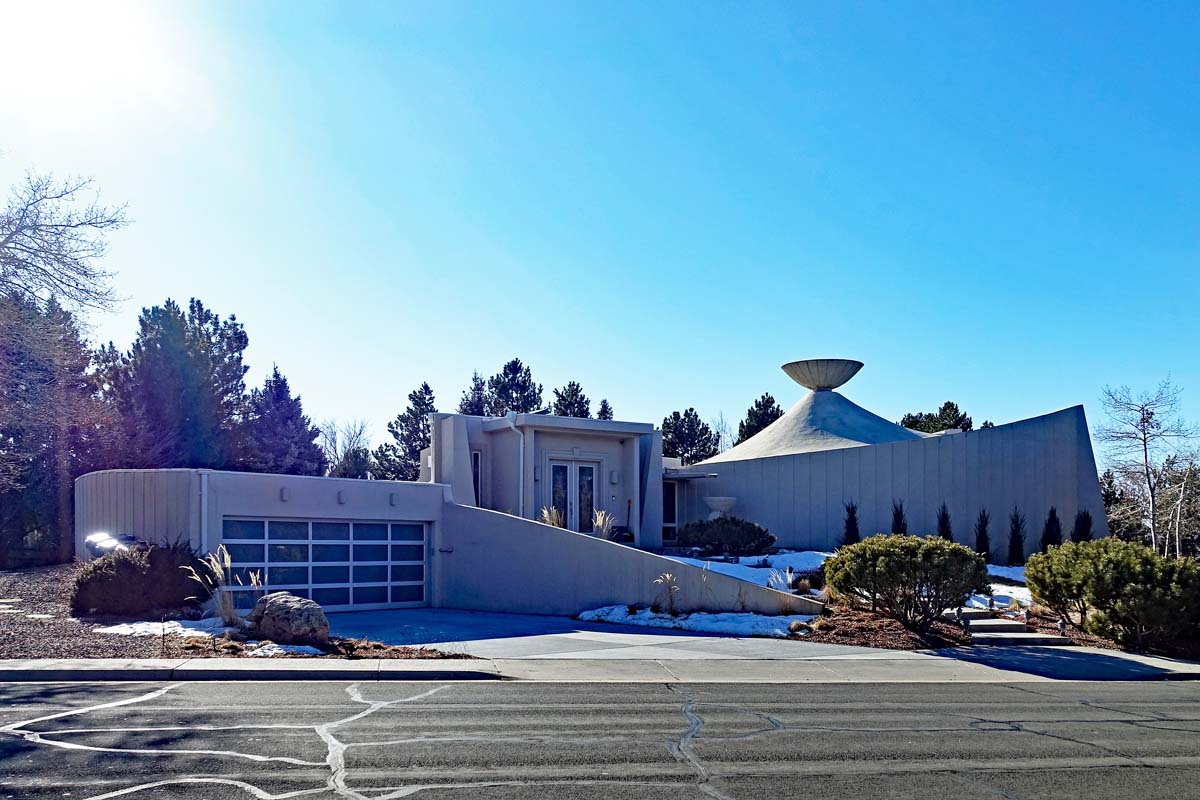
[480,414,654,436]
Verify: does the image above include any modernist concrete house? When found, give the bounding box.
[74,358,1106,614]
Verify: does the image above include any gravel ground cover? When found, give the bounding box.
[0,564,468,659]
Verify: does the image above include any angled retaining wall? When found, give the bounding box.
[436,503,820,617]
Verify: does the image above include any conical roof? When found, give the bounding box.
[700,359,923,464]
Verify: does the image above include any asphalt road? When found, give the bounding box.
[1,681,1198,799]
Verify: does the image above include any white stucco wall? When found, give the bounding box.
[74,469,201,554]
[437,503,819,616]
[683,405,1108,555]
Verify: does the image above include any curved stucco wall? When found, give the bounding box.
[686,406,1108,556]
[437,503,820,617]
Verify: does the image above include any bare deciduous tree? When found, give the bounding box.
[1,172,127,310]
[319,418,373,479]
[1097,379,1196,553]
[710,411,732,453]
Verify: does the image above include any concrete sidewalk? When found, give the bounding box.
[2,646,1198,682]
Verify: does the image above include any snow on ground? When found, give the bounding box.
[579,605,815,638]
[245,643,324,657]
[668,550,1033,607]
[968,585,1033,609]
[93,618,237,638]
[667,550,833,588]
[988,564,1026,583]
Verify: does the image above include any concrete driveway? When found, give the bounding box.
[327,608,888,660]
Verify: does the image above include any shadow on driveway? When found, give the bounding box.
[935,645,1196,680]
[326,607,722,648]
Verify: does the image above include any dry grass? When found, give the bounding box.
[184,545,261,627]
[538,506,566,528]
[592,509,615,538]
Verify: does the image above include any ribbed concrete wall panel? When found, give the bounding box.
[695,406,1107,555]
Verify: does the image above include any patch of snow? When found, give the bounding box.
[668,551,833,588]
[245,643,325,657]
[987,564,1026,583]
[967,584,1033,609]
[738,551,833,571]
[578,605,815,638]
[94,618,236,638]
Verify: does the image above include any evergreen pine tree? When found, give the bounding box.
[596,399,614,420]
[551,381,591,418]
[1040,506,1063,551]
[936,502,953,541]
[1071,509,1095,543]
[661,408,719,466]
[330,447,372,479]
[484,358,542,416]
[103,298,249,469]
[457,371,487,415]
[1007,507,1027,566]
[0,294,111,564]
[973,508,991,561]
[242,366,327,476]
[373,383,437,481]
[735,393,784,444]
[891,500,908,535]
[841,501,860,547]
[899,401,974,433]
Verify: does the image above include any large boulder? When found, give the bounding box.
[245,592,330,647]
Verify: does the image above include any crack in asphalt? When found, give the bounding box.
[664,684,735,800]
[3,682,1198,798]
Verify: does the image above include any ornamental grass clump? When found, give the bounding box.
[185,545,261,628]
[823,534,989,634]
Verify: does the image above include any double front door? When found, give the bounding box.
[549,460,599,533]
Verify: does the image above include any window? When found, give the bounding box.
[471,450,482,506]
[662,481,678,541]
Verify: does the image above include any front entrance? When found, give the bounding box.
[549,460,599,533]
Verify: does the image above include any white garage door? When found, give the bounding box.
[220,518,428,611]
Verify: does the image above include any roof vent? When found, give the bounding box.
[781,359,864,391]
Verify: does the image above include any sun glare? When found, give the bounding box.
[1,0,213,129]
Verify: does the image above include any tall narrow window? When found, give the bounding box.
[662,481,678,541]
[471,450,482,506]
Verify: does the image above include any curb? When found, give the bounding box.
[0,658,502,682]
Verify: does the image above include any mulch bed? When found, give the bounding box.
[797,607,973,650]
[0,564,469,660]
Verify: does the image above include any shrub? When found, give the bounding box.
[1071,509,1094,543]
[1027,539,1200,649]
[973,508,991,562]
[1006,507,1026,566]
[842,501,860,547]
[71,542,214,615]
[891,500,908,535]
[675,516,775,557]
[1084,540,1200,649]
[823,534,989,634]
[936,503,953,541]
[1040,507,1063,552]
[1025,541,1095,625]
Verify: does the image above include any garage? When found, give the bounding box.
[220,518,429,611]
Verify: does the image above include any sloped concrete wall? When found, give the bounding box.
[437,503,819,617]
[684,406,1108,556]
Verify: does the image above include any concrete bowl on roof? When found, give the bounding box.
[781,358,864,390]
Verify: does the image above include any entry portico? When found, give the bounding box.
[423,411,664,546]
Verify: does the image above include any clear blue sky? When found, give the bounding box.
[2,2,1197,453]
